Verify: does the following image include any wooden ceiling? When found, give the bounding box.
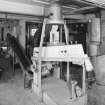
[2,0,104,15]
[3,0,105,10]
[31,0,102,14]
[31,0,104,8]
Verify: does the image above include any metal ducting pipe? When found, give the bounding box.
[95,55,105,85]
[88,18,101,57]
[88,22,102,84]
[88,43,100,57]
[91,18,101,43]
[88,18,101,83]
[47,3,64,24]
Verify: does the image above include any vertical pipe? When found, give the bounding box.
[38,18,46,100]
[64,21,70,82]
[91,18,101,43]
[19,20,26,49]
[82,64,86,95]
[60,25,62,43]
[64,20,69,44]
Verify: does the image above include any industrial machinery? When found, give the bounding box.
[31,3,93,105]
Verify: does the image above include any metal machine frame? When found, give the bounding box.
[31,19,87,105]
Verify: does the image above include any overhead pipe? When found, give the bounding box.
[32,0,76,9]
[63,6,96,15]
[82,0,105,8]
[74,0,96,6]
[74,0,104,8]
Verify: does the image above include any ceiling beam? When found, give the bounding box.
[63,6,96,15]
[32,0,76,9]
[74,0,96,6]
[83,0,105,8]
[0,0,44,16]
[32,0,50,5]
[64,14,85,20]
[0,13,43,23]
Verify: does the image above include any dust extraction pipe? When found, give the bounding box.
[47,3,64,24]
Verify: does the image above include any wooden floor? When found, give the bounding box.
[0,70,45,105]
